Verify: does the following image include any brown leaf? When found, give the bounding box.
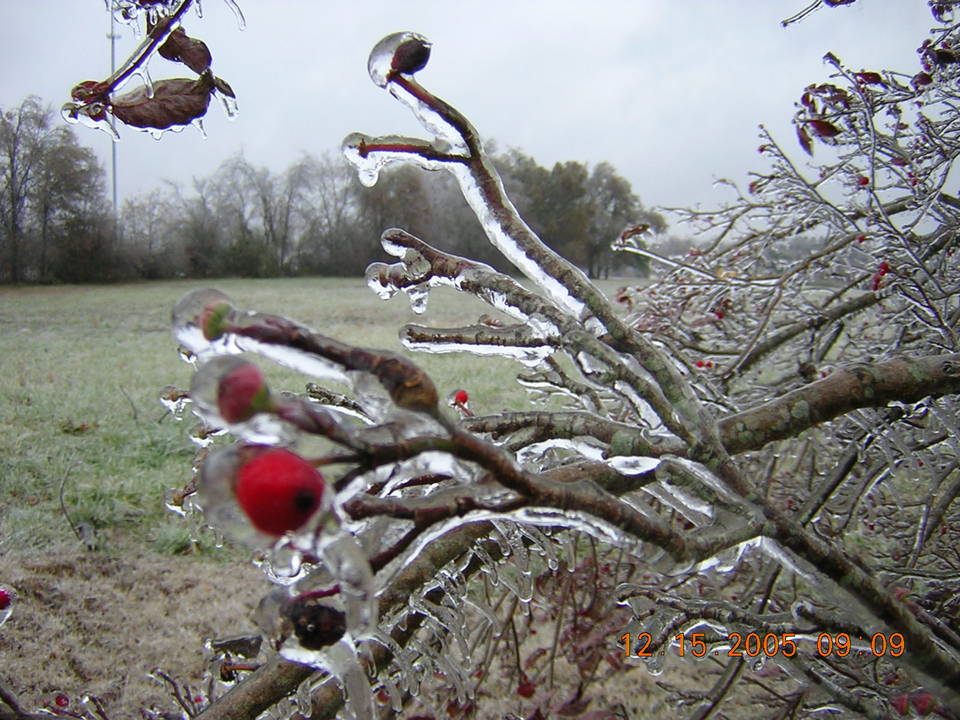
[912,72,933,90]
[158,26,212,74]
[213,76,236,98]
[111,74,214,130]
[854,71,884,85]
[806,119,842,138]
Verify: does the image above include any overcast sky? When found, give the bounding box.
[1,2,935,218]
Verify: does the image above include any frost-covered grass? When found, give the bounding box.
[0,276,627,555]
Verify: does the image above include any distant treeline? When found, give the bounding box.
[0,96,666,284]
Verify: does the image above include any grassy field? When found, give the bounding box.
[0,276,629,557]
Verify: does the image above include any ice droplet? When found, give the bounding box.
[172,287,235,355]
[194,444,265,547]
[365,263,399,301]
[407,286,429,314]
[220,92,239,119]
[222,0,246,29]
[607,455,661,476]
[314,529,377,639]
[342,132,453,188]
[60,102,120,140]
[189,355,293,445]
[367,32,431,88]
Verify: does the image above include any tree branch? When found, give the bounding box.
[720,353,960,454]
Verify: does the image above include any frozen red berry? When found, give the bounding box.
[858,176,870,186]
[448,389,473,417]
[517,676,536,698]
[911,691,936,715]
[54,694,70,708]
[217,362,273,424]
[281,592,346,650]
[200,299,232,341]
[391,34,431,76]
[0,588,10,611]
[235,448,325,536]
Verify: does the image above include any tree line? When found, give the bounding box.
[0,96,664,284]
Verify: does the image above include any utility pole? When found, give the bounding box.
[107,5,119,219]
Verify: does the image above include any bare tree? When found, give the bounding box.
[46,2,960,719]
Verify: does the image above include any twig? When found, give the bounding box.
[58,456,90,549]
[118,385,139,424]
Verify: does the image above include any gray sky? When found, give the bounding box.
[1,2,935,217]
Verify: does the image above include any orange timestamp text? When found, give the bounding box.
[619,631,905,659]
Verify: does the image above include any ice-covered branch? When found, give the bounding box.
[350,35,722,449]
[462,411,684,459]
[720,353,960,454]
[370,228,574,336]
[173,289,440,416]
[400,323,559,366]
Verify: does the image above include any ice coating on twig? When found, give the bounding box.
[400,324,556,367]
[281,637,373,720]
[341,133,458,188]
[448,163,590,320]
[369,228,565,337]
[311,526,377,639]
[172,288,351,384]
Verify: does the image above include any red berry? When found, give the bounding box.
[454,389,469,405]
[281,592,346,649]
[54,694,70,708]
[235,448,325,536]
[695,360,705,368]
[218,362,272,424]
[857,234,866,243]
[517,679,536,698]
[911,691,936,715]
[0,588,10,611]
[858,176,870,186]
[200,300,232,341]
[714,310,725,320]
[391,35,431,75]
[878,261,891,275]
[891,694,909,715]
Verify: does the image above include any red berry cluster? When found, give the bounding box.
[695,360,714,369]
[871,261,892,291]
